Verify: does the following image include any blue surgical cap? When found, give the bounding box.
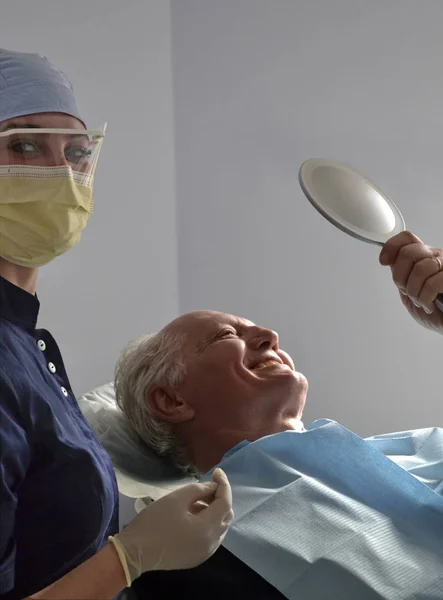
[0,49,84,126]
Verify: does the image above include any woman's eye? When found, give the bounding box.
[9,140,39,154]
[65,146,93,163]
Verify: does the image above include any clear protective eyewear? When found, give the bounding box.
[0,124,107,183]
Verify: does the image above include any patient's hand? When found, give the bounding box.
[379,231,443,334]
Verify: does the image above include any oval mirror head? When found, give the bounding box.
[299,158,405,246]
[299,158,443,312]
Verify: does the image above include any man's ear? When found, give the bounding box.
[146,386,194,423]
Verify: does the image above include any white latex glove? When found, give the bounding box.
[109,468,234,585]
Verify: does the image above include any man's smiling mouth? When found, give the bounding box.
[250,358,282,370]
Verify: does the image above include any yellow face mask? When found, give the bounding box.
[0,127,104,267]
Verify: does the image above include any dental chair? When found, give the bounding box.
[77,382,194,502]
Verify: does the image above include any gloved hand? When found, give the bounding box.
[108,468,234,586]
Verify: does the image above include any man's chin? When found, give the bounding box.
[294,370,308,389]
[263,371,307,410]
[284,372,308,410]
[278,367,308,390]
[253,367,308,405]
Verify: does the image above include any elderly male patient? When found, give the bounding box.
[117,233,443,600]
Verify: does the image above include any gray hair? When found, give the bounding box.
[114,330,194,473]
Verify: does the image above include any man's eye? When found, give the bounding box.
[221,329,236,338]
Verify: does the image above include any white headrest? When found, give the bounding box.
[77,382,195,499]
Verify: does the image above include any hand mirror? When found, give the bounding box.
[299,158,443,312]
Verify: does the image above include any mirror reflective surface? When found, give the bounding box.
[299,158,443,312]
[299,158,405,246]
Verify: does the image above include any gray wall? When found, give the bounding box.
[171,0,443,435]
[1,0,178,525]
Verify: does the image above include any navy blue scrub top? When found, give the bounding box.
[0,276,119,599]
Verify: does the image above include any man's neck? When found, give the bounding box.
[183,417,306,475]
[0,257,38,295]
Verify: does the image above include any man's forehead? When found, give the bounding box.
[199,312,254,330]
[166,311,254,336]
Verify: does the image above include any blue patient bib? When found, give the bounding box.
[208,420,443,599]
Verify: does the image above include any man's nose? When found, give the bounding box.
[248,327,279,351]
